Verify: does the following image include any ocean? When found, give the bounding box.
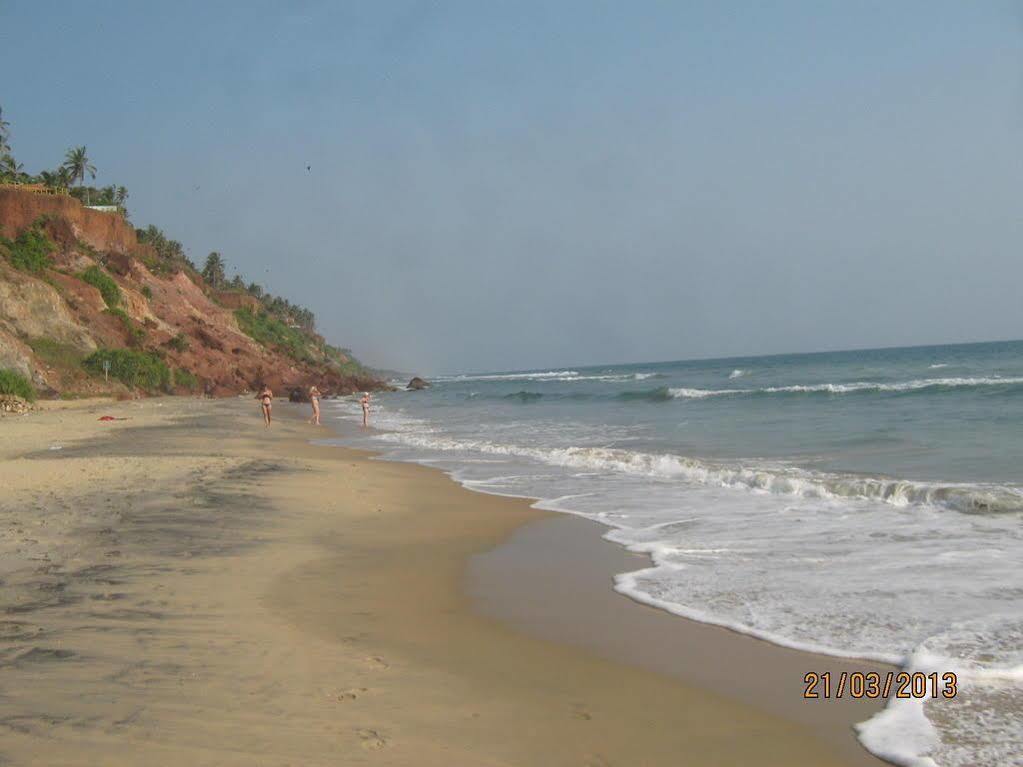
[326,339,1023,767]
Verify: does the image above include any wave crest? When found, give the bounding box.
[657,377,1023,400]
[617,386,675,402]
[377,432,1023,515]
[503,391,544,402]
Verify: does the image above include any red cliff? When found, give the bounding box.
[0,187,138,254]
[0,188,383,398]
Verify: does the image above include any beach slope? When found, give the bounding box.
[1,398,882,765]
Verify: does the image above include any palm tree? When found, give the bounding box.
[114,186,128,207]
[0,154,23,180]
[56,166,73,192]
[0,106,11,156]
[39,170,60,189]
[62,146,97,204]
[201,252,226,289]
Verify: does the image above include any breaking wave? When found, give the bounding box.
[438,370,664,383]
[612,377,1023,401]
[376,433,1023,515]
[617,386,676,401]
[437,370,580,382]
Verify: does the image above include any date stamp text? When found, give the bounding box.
[803,671,957,700]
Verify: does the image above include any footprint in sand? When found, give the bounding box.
[338,632,368,645]
[336,687,369,701]
[363,655,389,670]
[584,756,612,767]
[571,703,593,721]
[357,728,388,749]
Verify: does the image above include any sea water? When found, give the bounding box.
[327,340,1023,767]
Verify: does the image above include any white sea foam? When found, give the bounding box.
[728,368,747,379]
[667,387,728,399]
[856,696,940,767]
[856,634,1023,767]
[367,431,1023,514]
[666,376,1023,399]
[434,370,660,383]
[431,370,579,382]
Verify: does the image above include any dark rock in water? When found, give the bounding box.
[288,387,309,403]
[407,377,430,390]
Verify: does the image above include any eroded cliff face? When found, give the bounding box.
[0,188,137,255]
[0,266,96,350]
[0,188,382,398]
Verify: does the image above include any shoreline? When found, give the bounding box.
[327,409,892,765]
[0,396,890,765]
[467,514,891,766]
[319,404,893,765]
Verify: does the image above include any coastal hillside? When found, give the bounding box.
[0,187,383,400]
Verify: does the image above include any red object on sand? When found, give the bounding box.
[97,415,128,421]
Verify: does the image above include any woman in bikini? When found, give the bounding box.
[256,385,273,428]
[360,392,371,427]
[308,385,322,425]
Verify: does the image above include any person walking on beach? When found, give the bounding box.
[360,391,371,427]
[309,385,322,426]
[257,384,273,428]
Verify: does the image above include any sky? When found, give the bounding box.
[2,1,1022,374]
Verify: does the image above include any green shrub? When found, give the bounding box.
[141,285,153,299]
[27,337,85,370]
[2,226,55,274]
[83,349,170,392]
[173,368,198,390]
[105,308,146,347]
[325,344,370,377]
[79,265,122,308]
[165,332,190,352]
[0,368,36,401]
[234,307,312,362]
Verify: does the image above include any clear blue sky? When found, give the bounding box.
[2,1,1021,373]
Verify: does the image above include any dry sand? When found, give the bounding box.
[0,397,890,766]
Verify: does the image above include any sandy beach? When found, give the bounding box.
[0,397,890,766]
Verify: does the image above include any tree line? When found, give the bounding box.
[200,252,316,332]
[1,107,126,208]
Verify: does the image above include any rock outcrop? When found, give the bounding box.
[0,395,33,415]
[0,264,97,350]
[407,376,430,390]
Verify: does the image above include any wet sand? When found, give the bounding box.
[468,515,891,766]
[1,397,888,765]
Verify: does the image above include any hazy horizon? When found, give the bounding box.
[3,1,1022,374]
